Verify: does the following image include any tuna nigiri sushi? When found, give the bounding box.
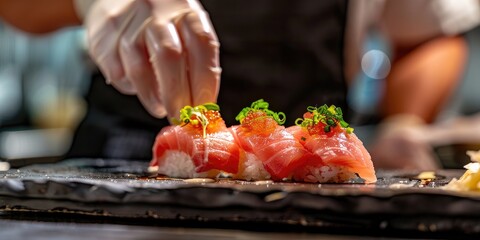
[230,99,312,181]
[149,100,376,184]
[290,105,377,183]
[149,103,240,178]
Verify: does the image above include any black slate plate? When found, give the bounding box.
[0,158,479,236]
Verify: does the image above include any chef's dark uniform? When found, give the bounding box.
[67,0,349,160]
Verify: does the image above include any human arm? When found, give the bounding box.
[379,0,473,123]
[0,0,81,34]
[367,0,478,170]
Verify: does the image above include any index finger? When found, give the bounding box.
[177,10,221,106]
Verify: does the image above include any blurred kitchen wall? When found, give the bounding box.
[0,22,91,162]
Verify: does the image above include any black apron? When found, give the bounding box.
[67,0,348,160]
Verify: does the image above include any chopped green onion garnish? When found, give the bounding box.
[327,118,335,126]
[295,104,354,134]
[324,125,331,133]
[235,99,286,125]
[171,102,220,138]
[346,127,354,134]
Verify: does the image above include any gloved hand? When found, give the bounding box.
[79,0,221,119]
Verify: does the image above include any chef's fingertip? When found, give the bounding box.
[150,105,168,119]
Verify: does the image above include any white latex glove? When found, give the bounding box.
[81,0,221,119]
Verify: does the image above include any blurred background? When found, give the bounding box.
[350,26,480,168]
[0,22,90,166]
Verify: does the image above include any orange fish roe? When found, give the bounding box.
[306,121,342,137]
[184,110,226,136]
[302,113,343,137]
[240,110,278,135]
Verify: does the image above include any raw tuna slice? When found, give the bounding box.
[291,105,377,183]
[231,99,310,180]
[149,103,240,178]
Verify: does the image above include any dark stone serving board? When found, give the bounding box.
[0,158,479,236]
